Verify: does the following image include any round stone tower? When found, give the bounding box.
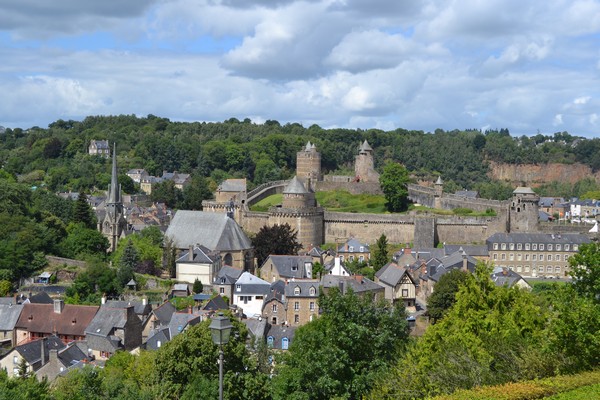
[296,141,321,187]
[268,176,324,250]
[509,187,540,232]
[354,140,380,182]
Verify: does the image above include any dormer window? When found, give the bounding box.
[309,287,316,296]
[359,246,364,252]
[291,265,298,272]
[294,286,300,295]
[349,246,354,252]
[236,284,241,292]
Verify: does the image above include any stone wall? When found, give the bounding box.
[315,181,382,195]
[324,212,415,245]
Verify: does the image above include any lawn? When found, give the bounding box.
[250,190,388,213]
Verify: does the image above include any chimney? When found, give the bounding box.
[124,305,135,321]
[188,245,194,261]
[461,248,468,272]
[53,299,64,314]
[49,349,58,363]
[101,294,106,305]
[142,297,147,306]
[40,337,47,365]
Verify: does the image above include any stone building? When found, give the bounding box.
[486,232,590,278]
[100,144,127,252]
[355,140,379,182]
[267,176,324,250]
[88,140,110,157]
[509,187,540,232]
[296,141,321,186]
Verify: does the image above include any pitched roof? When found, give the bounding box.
[103,300,152,317]
[513,187,537,195]
[165,211,252,250]
[284,280,320,298]
[375,263,411,286]
[176,245,219,264]
[486,232,591,246]
[14,336,65,365]
[444,244,489,257]
[0,303,24,331]
[202,296,228,311]
[320,275,384,294]
[28,292,54,304]
[152,302,177,325]
[265,324,296,350]
[16,303,99,337]
[491,267,529,288]
[213,265,244,285]
[283,176,308,194]
[85,306,139,337]
[263,255,313,279]
[337,238,369,253]
[144,328,170,350]
[234,272,271,295]
[359,140,373,152]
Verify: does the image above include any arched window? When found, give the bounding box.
[267,336,274,348]
[309,286,316,296]
[294,286,300,295]
[224,253,233,266]
[282,337,289,350]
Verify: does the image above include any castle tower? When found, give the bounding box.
[354,140,380,182]
[101,144,127,252]
[509,187,539,232]
[434,176,443,209]
[296,141,321,187]
[269,176,324,250]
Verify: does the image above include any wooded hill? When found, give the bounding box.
[1,115,599,200]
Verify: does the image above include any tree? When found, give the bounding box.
[426,269,470,323]
[72,192,96,229]
[117,240,138,287]
[151,180,182,209]
[193,279,203,294]
[370,234,389,270]
[180,175,212,210]
[272,288,409,400]
[60,224,109,259]
[379,162,410,212]
[568,242,600,303]
[252,223,302,267]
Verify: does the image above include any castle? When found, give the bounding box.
[203,141,583,250]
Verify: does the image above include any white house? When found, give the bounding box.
[232,272,270,318]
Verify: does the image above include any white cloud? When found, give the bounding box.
[553,114,564,126]
[573,96,591,105]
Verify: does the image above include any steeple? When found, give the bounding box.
[108,143,121,204]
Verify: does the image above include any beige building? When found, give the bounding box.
[374,262,417,310]
[486,232,590,278]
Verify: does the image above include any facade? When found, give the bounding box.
[215,178,247,204]
[509,187,540,232]
[232,272,270,318]
[284,280,320,326]
[336,238,370,263]
[259,255,314,282]
[212,265,244,302]
[100,144,127,252]
[486,232,591,278]
[320,275,385,302]
[0,336,68,378]
[176,245,222,285]
[126,168,149,183]
[84,305,143,360]
[0,303,24,348]
[374,262,417,309]
[88,140,110,157]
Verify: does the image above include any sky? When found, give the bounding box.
[0,0,599,137]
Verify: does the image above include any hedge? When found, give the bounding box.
[431,370,600,400]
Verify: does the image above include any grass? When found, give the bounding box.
[547,383,600,399]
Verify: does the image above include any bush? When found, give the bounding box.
[453,207,473,215]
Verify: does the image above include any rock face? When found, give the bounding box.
[488,162,600,186]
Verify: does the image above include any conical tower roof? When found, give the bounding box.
[360,140,373,152]
[435,176,443,185]
[305,141,312,151]
[283,176,308,194]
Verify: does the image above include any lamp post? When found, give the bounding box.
[209,313,233,400]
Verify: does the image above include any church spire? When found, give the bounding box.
[108,143,120,204]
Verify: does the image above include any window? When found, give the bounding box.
[555,266,561,273]
[219,287,225,294]
[574,245,579,251]
[555,255,561,261]
[267,336,274,348]
[282,337,289,350]
[556,244,562,251]
[540,253,544,260]
[309,287,316,296]
[294,315,299,324]
[540,244,545,250]
[532,244,538,250]
[501,243,507,250]
[13,356,18,365]
[517,254,522,261]
[359,256,364,262]
[310,302,315,311]
[525,243,530,250]
[547,254,552,261]
[349,255,354,262]
[517,266,522,272]
[565,254,570,261]
[493,243,499,250]
[565,244,570,251]
[360,246,364,252]
[402,289,409,297]
[236,284,241,292]
[291,265,298,272]
[532,254,537,261]
[525,266,530,272]
[272,304,277,312]
[493,254,498,260]
[294,302,299,311]
[517,243,522,250]
[548,244,553,251]
[501,254,506,260]
[255,296,263,300]
[294,286,300,295]
[509,243,514,250]
[349,246,354,252]
[509,253,514,261]
[525,254,529,261]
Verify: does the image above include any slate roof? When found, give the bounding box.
[103,300,152,318]
[202,296,228,311]
[284,280,320,298]
[218,178,247,192]
[321,275,384,294]
[428,250,478,282]
[375,263,410,286]
[176,245,219,264]
[168,313,201,338]
[359,140,373,152]
[214,265,244,285]
[262,255,314,279]
[337,238,369,253]
[283,176,308,194]
[265,324,296,350]
[486,232,591,248]
[0,303,24,331]
[444,244,489,257]
[435,176,443,185]
[244,318,268,339]
[152,302,177,325]
[235,272,271,295]
[491,267,529,288]
[13,336,65,365]
[454,190,479,198]
[16,303,99,337]
[165,211,252,250]
[144,328,170,350]
[28,292,54,304]
[85,306,136,337]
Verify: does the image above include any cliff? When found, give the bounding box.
[488,162,600,186]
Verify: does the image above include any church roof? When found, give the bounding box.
[165,211,252,250]
[283,176,308,194]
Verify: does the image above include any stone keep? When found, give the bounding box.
[509,187,540,232]
[296,141,321,186]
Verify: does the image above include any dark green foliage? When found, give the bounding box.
[72,192,96,229]
[150,180,182,209]
[180,175,212,210]
[426,269,470,323]
[380,162,410,212]
[117,240,138,286]
[66,262,121,302]
[252,223,302,267]
[272,289,409,400]
[192,279,203,294]
[568,242,600,303]
[60,223,109,259]
[370,234,389,270]
[0,369,50,400]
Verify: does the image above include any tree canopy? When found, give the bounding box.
[252,223,302,267]
[379,162,410,212]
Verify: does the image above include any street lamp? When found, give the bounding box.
[209,313,233,400]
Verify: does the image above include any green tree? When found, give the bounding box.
[370,234,389,270]
[0,369,50,400]
[0,280,11,296]
[272,288,409,400]
[252,223,302,267]
[72,192,96,229]
[180,175,212,210]
[60,224,109,259]
[568,242,600,303]
[151,180,182,209]
[117,240,138,287]
[193,279,203,294]
[426,269,470,323]
[379,162,410,212]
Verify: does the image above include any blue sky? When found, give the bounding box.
[0,0,599,137]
